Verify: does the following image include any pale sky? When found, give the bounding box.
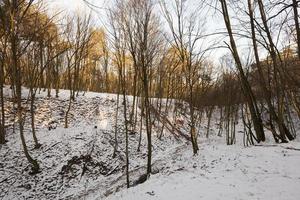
[44,0,270,66]
[47,0,91,12]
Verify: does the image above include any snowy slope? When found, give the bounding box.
[1,87,300,200]
[105,139,300,200]
[0,87,187,199]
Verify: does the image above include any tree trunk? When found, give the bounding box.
[11,0,39,172]
[247,0,289,143]
[65,94,72,128]
[137,96,144,152]
[130,72,137,124]
[121,66,130,188]
[112,80,120,158]
[220,0,265,142]
[39,42,44,92]
[257,0,294,141]
[144,87,152,176]
[206,106,214,138]
[189,94,198,154]
[0,57,5,144]
[292,0,300,59]
[30,91,41,148]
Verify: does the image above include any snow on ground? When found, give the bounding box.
[0,87,186,200]
[105,139,300,200]
[1,86,300,200]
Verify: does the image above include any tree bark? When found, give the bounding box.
[247,0,289,142]
[11,0,39,173]
[220,0,265,142]
[257,0,294,141]
[292,0,300,59]
[30,91,41,148]
[0,52,5,144]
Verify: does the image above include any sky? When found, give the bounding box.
[47,0,92,12]
[44,0,256,66]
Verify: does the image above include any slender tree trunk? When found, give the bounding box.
[121,67,130,188]
[217,106,223,137]
[65,59,73,128]
[247,0,288,142]
[292,0,300,59]
[206,106,214,138]
[290,91,300,119]
[11,0,39,172]
[137,96,144,152]
[257,0,294,141]
[30,91,41,148]
[220,0,265,142]
[65,93,72,128]
[39,42,44,92]
[0,57,5,144]
[144,87,152,176]
[189,89,198,154]
[142,67,152,176]
[46,46,52,98]
[130,72,137,124]
[54,56,60,98]
[113,79,120,158]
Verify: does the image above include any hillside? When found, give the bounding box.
[0,87,189,199]
[0,87,300,200]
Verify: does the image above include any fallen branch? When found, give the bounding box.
[150,105,190,141]
[44,142,62,152]
[284,147,300,151]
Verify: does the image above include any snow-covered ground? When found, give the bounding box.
[0,87,300,200]
[105,139,300,200]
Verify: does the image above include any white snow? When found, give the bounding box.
[105,139,300,200]
[1,86,300,200]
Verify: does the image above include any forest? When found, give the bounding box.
[0,0,300,199]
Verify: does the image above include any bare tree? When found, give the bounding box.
[246,0,291,143]
[256,0,295,141]
[7,0,40,173]
[160,0,210,154]
[108,4,130,187]
[292,0,300,59]
[219,0,266,143]
[0,10,7,144]
[64,13,92,128]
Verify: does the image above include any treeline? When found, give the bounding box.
[0,0,300,185]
